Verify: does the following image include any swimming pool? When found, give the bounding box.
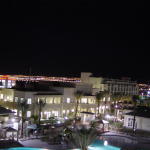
[89,140,121,150]
[1,148,49,150]
[1,140,120,150]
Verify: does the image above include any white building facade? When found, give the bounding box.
[104,78,139,95]
[0,72,139,120]
[124,114,150,131]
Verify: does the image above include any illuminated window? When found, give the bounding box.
[52,111,59,116]
[103,97,106,101]
[41,112,43,119]
[21,98,24,101]
[27,111,31,117]
[54,97,61,104]
[8,80,11,83]
[27,98,32,104]
[0,94,3,99]
[88,98,95,104]
[19,111,22,117]
[44,112,51,119]
[66,98,70,103]
[46,97,53,104]
[15,97,18,102]
[81,98,87,103]
[12,82,15,86]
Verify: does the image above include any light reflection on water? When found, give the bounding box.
[1,139,121,150]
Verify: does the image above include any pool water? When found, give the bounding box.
[0,148,49,150]
[89,140,121,150]
[1,140,120,150]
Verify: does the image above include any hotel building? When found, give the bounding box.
[0,72,139,119]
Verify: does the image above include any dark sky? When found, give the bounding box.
[0,1,148,81]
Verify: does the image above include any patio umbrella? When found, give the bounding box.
[3,127,17,132]
[95,119,109,124]
[0,106,15,115]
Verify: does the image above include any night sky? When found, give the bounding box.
[0,1,148,81]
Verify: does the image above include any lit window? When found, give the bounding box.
[47,112,51,119]
[21,98,24,101]
[12,83,15,86]
[27,111,31,117]
[54,97,61,104]
[66,98,70,103]
[103,97,106,101]
[27,98,32,104]
[46,97,53,104]
[52,111,59,116]
[88,98,94,104]
[19,111,22,117]
[2,80,5,83]
[8,80,11,83]
[0,94,3,99]
[15,97,18,102]
[81,98,87,103]
[41,112,43,119]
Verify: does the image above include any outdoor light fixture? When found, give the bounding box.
[11,118,15,122]
[105,114,111,119]
[64,116,68,120]
[57,121,61,124]
[104,140,108,146]
[88,146,95,150]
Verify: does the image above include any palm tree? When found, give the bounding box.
[74,91,83,118]
[31,115,39,124]
[111,93,122,118]
[70,126,97,150]
[103,91,109,115]
[48,116,57,126]
[122,95,132,107]
[95,92,104,116]
[111,93,122,106]
[132,95,139,132]
[36,99,46,126]
[17,99,29,138]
